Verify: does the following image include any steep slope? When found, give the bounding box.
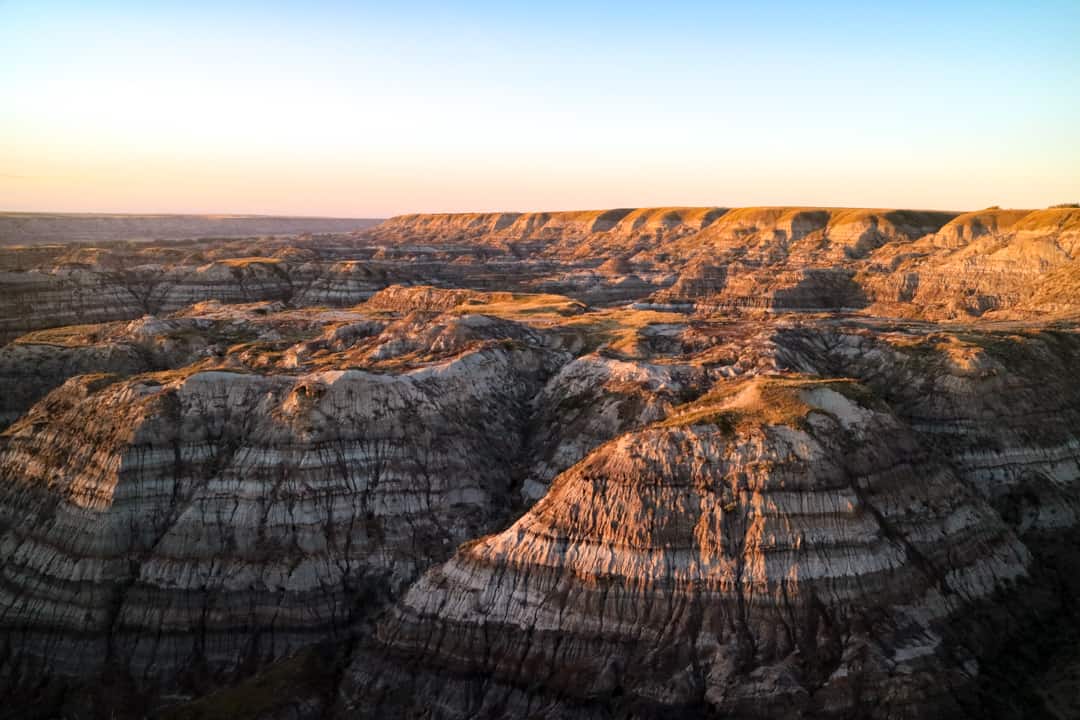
[335,325,1080,719]
[342,377,1052,719]
[522,355,709,501]
[867,207,1080,317]
[0,269,148,343]
[0,318,560,693]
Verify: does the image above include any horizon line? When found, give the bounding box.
[6,202,1078,219]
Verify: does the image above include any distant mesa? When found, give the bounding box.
[0,212,382,246]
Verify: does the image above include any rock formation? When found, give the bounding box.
[0,313,559,694]
[0,207,1078,719]
[338,333,1080,719]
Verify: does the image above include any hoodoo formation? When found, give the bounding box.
[1,207,1079,718]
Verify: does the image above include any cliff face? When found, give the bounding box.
[0,309,326,431]
[292,261,393,307]
[521,355,709,501]
[348,419,1008,716]
[370,206,1080,319]
[0,269,148,343]
[149,260,295,314]
[5,206,1079,347]
[0,334,150,429]
[862,208,1080,317]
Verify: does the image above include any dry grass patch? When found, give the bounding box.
[448,291,586,320]
[553,308,687,356]
[14,322,114,347]
[213,256,283,267]
[661,376,872,432]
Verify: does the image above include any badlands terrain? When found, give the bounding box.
[0,205,1079,719]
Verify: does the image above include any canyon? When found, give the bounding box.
[0,206,1078,719]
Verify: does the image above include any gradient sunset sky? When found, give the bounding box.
[2,0,1078,217]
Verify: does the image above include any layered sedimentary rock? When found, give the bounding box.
[5,206,1079,349]
[0,330,151,429]
[292,261,391,306]
[369,205,1080,318]
[650,208,952,312]
[343,374,1064,719]
[864,207,1080,317]
[773,325,1080,518]
[0,314,560,690]
[150,259,295,314]
[0,308,323,430]
[333,323,1080,719]
[372,209,629,252]
[364,285,488,313]
[0,269,147,343]
[688,267,866,312]
[2,207,1080,719]
[522,355,709,500]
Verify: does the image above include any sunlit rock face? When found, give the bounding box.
[863,207,1080,318]
[0,335,150,429]
[772,326,1080,517]
[4,206,1079,348]
[371,206,1080,318]
[333,324,1080,720]
[341,373,1075,719]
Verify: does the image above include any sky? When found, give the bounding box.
[1,0,1078,217]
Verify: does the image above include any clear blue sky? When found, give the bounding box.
[2,0,1078,216]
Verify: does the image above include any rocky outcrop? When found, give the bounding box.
[0,270,146,343]
[342,373,1066,718]
[773,325,1080,515]
[5,207,1079,350]
[364,285,487,313]
[328,322,1080,719]
[522,355,708,500]
[0,309,322,430]
[371,207,724,259]
[292,261,389,306]
[0,319,559,691]
[655,257,727,301]
[0,260,380,344]
[0,333,150,429]
[694,267,868,312]
[150,259,294,314]
[368,206,1080,318]
[865,207,1080,317]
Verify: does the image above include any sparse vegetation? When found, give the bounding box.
[660,376,869,432]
